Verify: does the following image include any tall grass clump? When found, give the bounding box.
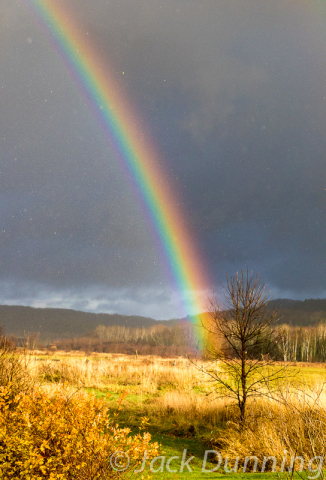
[211,383,326,471]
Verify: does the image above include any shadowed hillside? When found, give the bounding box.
[267,299,326,325]
[0,305,173,343]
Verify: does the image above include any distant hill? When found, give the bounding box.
[0,305,171,343]
[267,299,326,326]
[0,299,325,343]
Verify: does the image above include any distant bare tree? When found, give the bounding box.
[194,270,289,426]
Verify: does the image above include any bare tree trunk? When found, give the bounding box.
[240,336,246,426]
[239,400,246,426]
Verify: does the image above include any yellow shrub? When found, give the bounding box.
[0,386,159,479]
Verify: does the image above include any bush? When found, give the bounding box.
[0,331,32,406]
[0,386,159,479]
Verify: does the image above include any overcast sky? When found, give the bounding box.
[0,0,325,319]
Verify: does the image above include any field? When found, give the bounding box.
[14,350,326,479]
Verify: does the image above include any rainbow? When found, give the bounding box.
[28,0,211,348]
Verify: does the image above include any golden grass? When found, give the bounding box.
[27,350,326,396]
[28,352,210,393]
[213,388,326,468]
[17,351,326,469]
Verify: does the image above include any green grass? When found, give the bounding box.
[296,366,326,384]
[87,387,212,438]
[132,432,321,479]
[134,431,217,478]
[85,387,151,404]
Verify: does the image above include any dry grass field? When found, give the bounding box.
[4,348,326,478]
[30,352,326,448]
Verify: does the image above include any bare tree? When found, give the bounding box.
[195,270,288,426]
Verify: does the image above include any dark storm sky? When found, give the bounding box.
[0,0,325,319]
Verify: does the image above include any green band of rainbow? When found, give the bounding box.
[29,0,211,348]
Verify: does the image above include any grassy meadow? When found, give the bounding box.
[10,349,326,479]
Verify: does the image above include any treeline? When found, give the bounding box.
[54,323,201,357]
[52,321,326,362]
[277,324,326,362]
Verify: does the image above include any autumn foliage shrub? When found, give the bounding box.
[0,331,32,406]
[0,386,159,479]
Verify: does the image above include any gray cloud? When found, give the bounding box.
[0,280,186,320]
[0,0,325,318]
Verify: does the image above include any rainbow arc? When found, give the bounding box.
[30,0,211,348]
